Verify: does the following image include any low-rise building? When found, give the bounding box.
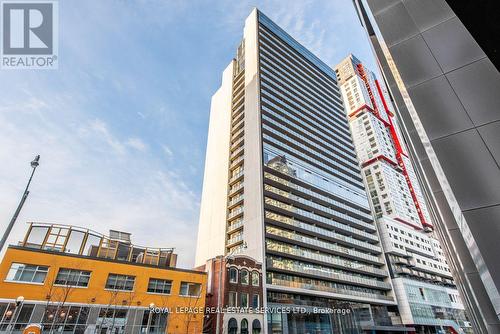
[0,222,206,334]
[198,255,263,334]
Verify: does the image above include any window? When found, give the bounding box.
[228,318,238,334]
[240,293,249,307]
[6,263,48,283]
[180,282,201,297]
[105,274,135,291]
[42,305,89,333]
[241,269,249,285]
[228,291,237,307]
[64,230,85,254]
[229,267,238,283]
[24,226,49,248]
[251,271,259,286]
[252,319,262,334]
[241,319,249,334]
[147,278,172,294]
[252,294,259,308]
[141,310,168,333]
[55,268,91,287]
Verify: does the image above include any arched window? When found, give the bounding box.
[251,271,259,286]
[241,269,249,285]
[241,318,249,334]
[228,318,238,334]
[252,319,261,334]
[229,267,238,283]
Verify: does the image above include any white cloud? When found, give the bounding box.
[0,92,199,268]
[126,137,148,152]
[162,145,173,158]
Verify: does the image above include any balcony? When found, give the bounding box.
[228,219,244,233]
[266,240,387,277]
[229,170,244,184]
[230,146,244,160]
[227,234,243,246]
[228,206,244,220]
[228,195,244,209]
[267,258,392,290]
[229,182,244,195]
[269,277,393,301]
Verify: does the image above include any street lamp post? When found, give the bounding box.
[215,242,247,334]
[0,155,40,252]
[146,303,155,333]
[7,296,24,334]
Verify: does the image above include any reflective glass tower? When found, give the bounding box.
[196,9,405,334]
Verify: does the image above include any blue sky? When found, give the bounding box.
[0,0,378,267]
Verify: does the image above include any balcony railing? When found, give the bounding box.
[267,258,391,290]
[228,219,244,233]
[21,222,176,268]
[227,234,243,246]
[269,277,394,301]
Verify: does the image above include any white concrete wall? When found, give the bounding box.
[195,61,234,267]
[241,8,265,264]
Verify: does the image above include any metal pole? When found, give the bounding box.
[7,300,23,334]
[145,311,152,333]
[0,155,40,252]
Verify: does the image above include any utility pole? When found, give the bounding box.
[0,155,40,252]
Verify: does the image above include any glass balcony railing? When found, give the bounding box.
[266,239,386,276]
[264,197,378,242]
[227,234,243,246]
[228,219,244,233]
[265,210,381,253]
[264,183,375,232]
[264,171,372,222]
[267,258,392,290]
[228,206,244,220]
[228,195,244,207]
[265,227,381,264]
[269,277,393,301]
[229,170,244,183]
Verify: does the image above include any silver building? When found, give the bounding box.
[352,0,500,332]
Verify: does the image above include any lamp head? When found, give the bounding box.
[16,296,24,305]
[31,155,40,168]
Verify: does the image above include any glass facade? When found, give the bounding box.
[255,11,392,334]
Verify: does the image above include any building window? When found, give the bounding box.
[252,294,259,309]
[141,310,168,333]
[252,319,262,334]
[6,263,48,283]
[105,274,135,291]
[42,305,90,333]
[228,318,238,334]
[251,271,259,286]
[228,291,237,307]
[97,308,128,330]
[229,267,238,283]
[241,318,249,334]
[241,269,249,285]
[240,293,249,307]
[147,278,172,294]
[179,282,201,297]
[55,268,91,287]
